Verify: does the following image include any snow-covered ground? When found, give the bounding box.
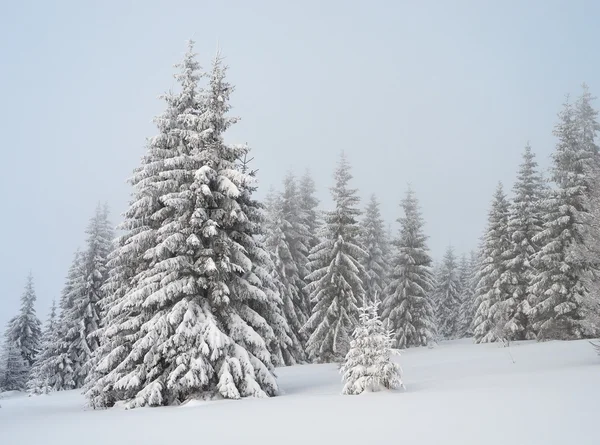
[1,339,598,445]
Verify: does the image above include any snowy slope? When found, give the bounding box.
[1,339,598,445]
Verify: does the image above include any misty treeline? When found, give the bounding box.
[2,41,600,405]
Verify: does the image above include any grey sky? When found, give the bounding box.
[1,0,598,329]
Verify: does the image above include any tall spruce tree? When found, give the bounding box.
[86,44,288,408]
[472,184,511,343]
[302,153,366,362]
[61,204,113,388]
[501,144,545,340]
[574,84,600,330]
[434,246,461,340]
[360,194,389,303]
[529,95,600,339]
[85,44,205,407]
[5,273,42,368]
[382,188,436,348]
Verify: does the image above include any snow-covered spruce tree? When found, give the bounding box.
[430,260,442,310]
[263,188,307,364]
[298,169,321,253]
[434,246,462,340]
[360,194,389,304]
[500,144,546,341]
[576,84,600,161]
[341,300,402,395]
[235,149,292,370]
[5,273,42,369]
[472,183,511,343]
[280,173,312,330]
[382,188,436,348]
[457,250,479,338]
[43,250,85,392]
[529,96,600,340]
[27,301,58,395]
[87,44,288,408]
[573,85,600,331]
[302,153,366,362]
[84,44,206,407]
[456,255,470,321]
[454,255,468,336]
[60,204,113,388]
[0,337,28,391]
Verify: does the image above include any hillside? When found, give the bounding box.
[1,339,598,445]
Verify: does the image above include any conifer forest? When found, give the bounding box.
[1,3,599,445]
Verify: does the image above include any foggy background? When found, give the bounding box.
[1,0,597,329]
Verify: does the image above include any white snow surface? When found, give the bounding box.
[1,339,598,445]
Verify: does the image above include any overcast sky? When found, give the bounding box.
[1,0,598,329]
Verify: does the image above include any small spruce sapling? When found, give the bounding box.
[340,300,403,395]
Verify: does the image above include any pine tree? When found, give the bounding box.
[457,250,479,338]
[574,85,600,331]
[382,188,436,348]
[5,273,42,368]
[576,84,600,161]
[434,246,461,340]
[302,153,366,362]
[236,153,292,372]
[529,96,600,339]
[87,44,287,408]
[49,251,84,391]
[298,169,321,253]
[60,204,113,388]
[280,174,312,328]
[501,144,545,341]
[472,184,511,343]
[430,260,443,310]
[360,194,389,303]
[454,254,468,336]
[0,338,28,392]
[263,187,307,365]
[27,301,58,395]
[340,300,403,395]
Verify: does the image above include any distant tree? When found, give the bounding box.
[457,251,479,338]
[281,174,312,325]
[27,300,58,395]
[435,246,462,340]
[298,169,321,253]
[303,153,366,362]
[45,251,84,391]
[360,194,389,303]
[5,274,42,368]
[61,204,113,387]
[263,188,307,364]
[382,188,436,348]
[341,300,403,395]
[0,339,28,392]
